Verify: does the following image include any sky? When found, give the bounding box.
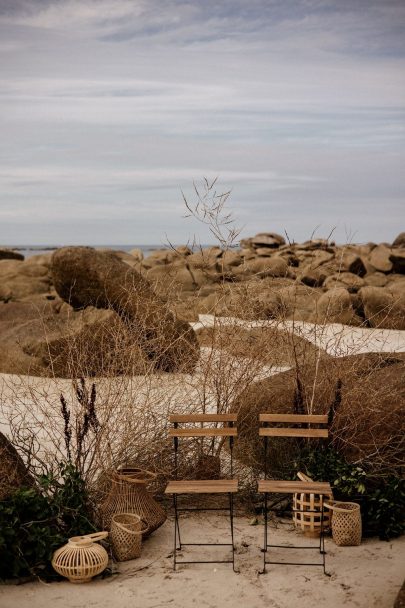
[0,0,404,247]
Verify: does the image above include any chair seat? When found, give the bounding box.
[165,479,238,494]
[258,480,332,495]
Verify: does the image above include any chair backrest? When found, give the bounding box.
[169,414,237,479]
[169,414,238,438]
[259,414,328,439]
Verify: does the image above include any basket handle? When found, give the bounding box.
[297,471,314,482]
[114,517,150,536]
[86,531,109,542]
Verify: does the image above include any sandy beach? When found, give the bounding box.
[0,513,403,608]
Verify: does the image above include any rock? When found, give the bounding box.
[187,247,223,269]
[323,272,365,293]
[389,251,405,274]
[0,432,34,499]
[220,250,242,268]
[0,259,51,301]
[278,284,321,321]
[243,256,289,278]
[315,287,361,325]
[392,232,405,248]
[0,248,24,261]
[146,262,208,293]
[340,251,367,276]
[299,239,333,251]
[359,286,405,329]
[369,245,393,273]
[51,247,199,372]
[299,267,328,287]
[363,272,388,288]
[232,353,405,476]
[240,233,285,250]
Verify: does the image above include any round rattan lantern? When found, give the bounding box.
[324,500,362,546]
[293,472,333,537]
[52,532,109,583]
[110,512,149,561]
[100,467,166,535]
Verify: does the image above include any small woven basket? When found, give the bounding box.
[293,472,333,537]
[110,512,149,561]
[52,532,109,583]
[324,500,362,546]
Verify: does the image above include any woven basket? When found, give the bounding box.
[100,467,166,535]
[52,532,109,583]
[110,513,149,561]
[293,472,333,537]
[324,500,362,546]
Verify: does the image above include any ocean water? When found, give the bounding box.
[8,245,173,260]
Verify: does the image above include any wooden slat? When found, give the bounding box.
[165,479,238,494]
[258,480,332,495]
[259,428,328,438]
[169,414,237,423]
[169,428,237,438]
[259,414,328,424]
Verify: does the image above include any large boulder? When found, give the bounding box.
[392,232,405,248]
[314,287,361,325]
[243,256,289,278]
[0,259,51,302]
[359,286,405,329]
[0,432,34,499]
[0,248,24,261]
[232,353,405,476]
[240,233,285,250]
[51,247,199,372]
[390,251,405,274]
[369,245,393,273]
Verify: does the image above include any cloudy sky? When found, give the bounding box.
[0,0,404,246]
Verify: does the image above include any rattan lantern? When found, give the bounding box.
[100,467,166,535]
[52,532,109,583]
[293,472,333,537]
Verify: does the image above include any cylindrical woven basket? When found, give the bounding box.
[110,513,149,561]
[293,472,333,537]
[100,467,166,536]
[324,500,362,546]
[52,532,109,583]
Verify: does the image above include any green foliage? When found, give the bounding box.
[298,446,404,540]
[299,445,367,498]
[364,477,405,540]
[0,462,95,580]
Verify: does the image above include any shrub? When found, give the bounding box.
[0,462,95,580]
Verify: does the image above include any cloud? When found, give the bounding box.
[0,1,404,245]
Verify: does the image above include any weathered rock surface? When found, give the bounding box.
[51,247,199,372]
[359,286,405,329]
[0,432,34,499]
[0,248,24,261]
[392,232,405,248]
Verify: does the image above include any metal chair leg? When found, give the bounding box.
[260,492,268,574]
[229,492,239,573]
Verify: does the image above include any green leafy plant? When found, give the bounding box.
[364,477,405,540]
[0,462,95,580]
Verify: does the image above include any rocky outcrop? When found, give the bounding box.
[0,258,51,302]
[0,432,34,499]
[0,248,24,261]
[359,286,405,330]
[51,247,199,372]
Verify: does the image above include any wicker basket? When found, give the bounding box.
[100,467,166,535]
[52,532,109,583]
[293,472,333,537]
[110,513,149,561]
[324,500,362,546]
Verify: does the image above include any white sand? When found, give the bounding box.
[0,513,403,608]
[193,315,405,357]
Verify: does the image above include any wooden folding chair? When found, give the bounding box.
[165,414,238,571]
[258,413,331,575]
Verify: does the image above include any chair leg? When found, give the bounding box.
[173,494,182,571]
[229,493,238,573]
[260,492,268,574]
